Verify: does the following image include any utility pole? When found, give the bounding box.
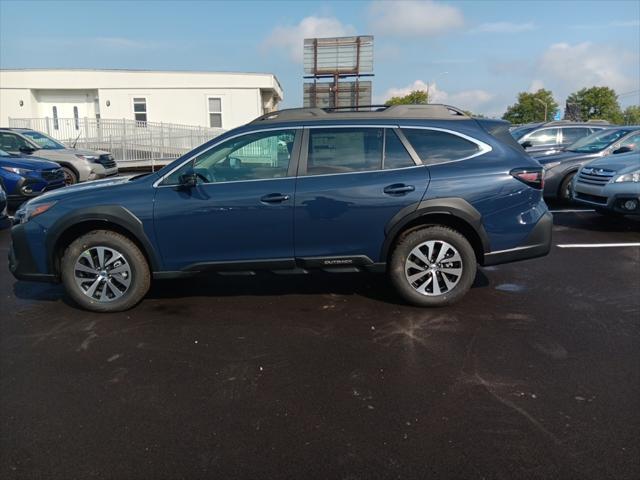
[535,98,548,122]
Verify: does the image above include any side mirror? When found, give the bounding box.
[19,146,35,154]
[178,171,198,188]
[521,140,532,149]
[612,146,632,155]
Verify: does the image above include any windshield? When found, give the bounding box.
[567,129,634,153]
[0,149,10,157]
[19,130,66,150]
[510,125,538,141]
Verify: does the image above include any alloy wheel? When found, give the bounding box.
[404,240,463,296]
[74,246,132,302]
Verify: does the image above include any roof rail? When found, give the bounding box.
[251,104,469,123]
[586,119,610,124]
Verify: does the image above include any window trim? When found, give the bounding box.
[132,97,148,124]
[154,127,302,188]
[153,124,492,187]
[207,96,223,128]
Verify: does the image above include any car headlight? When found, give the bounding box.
[75,154,99,162]
[1,166,33,175]
[542,161,561,170]
[15,201,57,224]
[613,170,640,183]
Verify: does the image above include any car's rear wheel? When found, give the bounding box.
[389,226,476,307]
[61,230,150,312]
[62,167,78,185]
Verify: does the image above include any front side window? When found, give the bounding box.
[0,132,32,151]
[561,127,590,145]
[618,132,640,150]
[163,130,296,185]
[524,128,558,146]
[20,130,65,150]
[208,98,222,128]
[306,128,383,175]
[402,128,480,165]
[133,98,147,123]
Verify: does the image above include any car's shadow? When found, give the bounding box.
[12,270,491,306]
[553,211,640,233]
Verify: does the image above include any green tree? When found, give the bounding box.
[385,90,429,105]
[622,105,640,125]
[502,89,559,124]
[566,86,623,123]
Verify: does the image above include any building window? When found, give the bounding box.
[208,97,222,128]
[133,98,147,124]
[73,106,79,130]
[52,106,59,130]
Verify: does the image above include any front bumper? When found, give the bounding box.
[482,210,553,266]
[573,181,640,214]
[8,223,58,283]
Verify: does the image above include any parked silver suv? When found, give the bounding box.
[0,128,118,185]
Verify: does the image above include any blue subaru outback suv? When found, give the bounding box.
[8,105,552,312]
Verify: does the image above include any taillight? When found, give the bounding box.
[510,168,544,189]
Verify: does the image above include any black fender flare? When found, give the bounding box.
[45,205,160,272]
[380,197,491,261]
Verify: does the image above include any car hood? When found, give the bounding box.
[583,152,640,174]
[534,150,601,164]
[26,175,133,205]
[0,155,61,170]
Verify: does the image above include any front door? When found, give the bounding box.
[153,129,300,271]
[294,127,429,263]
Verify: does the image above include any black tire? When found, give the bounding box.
[62,166,78,185]
[558,172,576,202]
[389,226,477,307]
[61,230,150,312]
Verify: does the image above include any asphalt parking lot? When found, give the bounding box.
[0,207,639,479]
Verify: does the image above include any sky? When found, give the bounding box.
[1,0,639,117]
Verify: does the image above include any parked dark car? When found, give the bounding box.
[572,151,640,215]
[511,120,609,157]
[0,183,10,229]
[9,104,552,312]
[534,126,640,201]
[0,149,66,207]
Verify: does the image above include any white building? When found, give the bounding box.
[0,69,283,129]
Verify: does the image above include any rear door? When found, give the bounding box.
[294,126,429,264]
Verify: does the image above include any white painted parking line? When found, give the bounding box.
[557,243,640,248]
[549,209,595,213]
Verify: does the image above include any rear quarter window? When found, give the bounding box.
[401,128,480,165]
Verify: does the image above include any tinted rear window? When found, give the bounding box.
[402,128,480,165]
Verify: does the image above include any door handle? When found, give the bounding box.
[384,184,415,195]
[260,193,290,203]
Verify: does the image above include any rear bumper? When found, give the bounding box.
[482,211,553,266]
[8,223,58,283]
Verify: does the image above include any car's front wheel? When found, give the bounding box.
[389,226,477,307]
[62,167,78,185]
[61,230,150,312]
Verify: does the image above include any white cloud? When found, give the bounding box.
[264,16,356,62]
[368,1,464,37]
[535,42,638,95]
[381,80,494,112]
[470,21,536,34]
[528,79,545,92]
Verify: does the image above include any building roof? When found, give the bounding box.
[0,68,283,100]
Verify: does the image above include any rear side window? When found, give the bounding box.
[384,129,415,169]
[306,128,383,175]
[402,128,480,165]
[561,127,590,145]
